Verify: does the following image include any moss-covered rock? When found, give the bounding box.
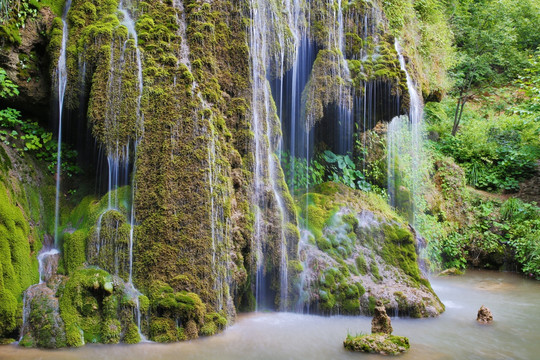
[20,283,67,348]
[344,333,410,355]
[296,182,443,317]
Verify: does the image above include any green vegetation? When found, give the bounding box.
[281,150,370,192]
[415,0,540,278]
[1,68,81,177]
[426,90,539,192]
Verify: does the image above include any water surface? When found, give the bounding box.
[2,270,538,360]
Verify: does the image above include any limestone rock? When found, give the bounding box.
[477,305,493,324]
[371,300,393,334]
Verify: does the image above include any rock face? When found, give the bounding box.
[0,8,55,117]
[477,305,493,324]
[371,300,393,334]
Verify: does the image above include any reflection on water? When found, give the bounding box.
[1,270,539,360]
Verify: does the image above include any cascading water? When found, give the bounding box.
[249,0,292,310]
[334,0,353,155]
[53,0,72,247]
[37,248,60,284]
[118,0,144,286]
[387,40,424,224]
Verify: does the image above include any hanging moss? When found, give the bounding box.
[302,49,352,129]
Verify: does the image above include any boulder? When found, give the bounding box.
[477,305,493,324]
[371,300,393,334]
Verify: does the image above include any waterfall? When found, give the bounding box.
[249,0,292,310]
[118,0,144,285]
[37,248,60,284]
[92,0,144,284]
[387,40,424,224]
[53,0,72,247]
[335,0,353,155]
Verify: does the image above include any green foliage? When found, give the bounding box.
[0,69,19,98]
[280,151,324,190]
[322,151,371,191]
[426,94,540,192]
[0,69,81,177]
[447,0,539,91]
[281,150,371,192]
[501,198,540,278]
[515,52,540,118]
[0,0,39,45]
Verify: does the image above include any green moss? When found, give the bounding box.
[381,224,421,284]
[150,317,178,343]
[199,320,217,336]
[139,295,149,312]
[102,319,121,344]
[63,230,87,274]
[58,268,115,347]
[368,295,377,314]
[0,289,17,337]
[355,253,368,275]
[370,261,382,283]
[344,333,410,354]
[0,182,33,297]
[123,323,140,344]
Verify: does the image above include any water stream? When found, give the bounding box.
[249,0,291,310]
[53,0,72,246]
[388,40,424,223]
[5,270,540,359]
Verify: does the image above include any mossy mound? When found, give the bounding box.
[57,268,142,347]
[296,182,443,317]
[0,144,55,342]
[19,283,67,349]
[344,333,410,355]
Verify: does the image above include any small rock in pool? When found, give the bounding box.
[344,333,410,355]
[477,305,493,324]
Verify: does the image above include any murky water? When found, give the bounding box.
[2,270,539,359]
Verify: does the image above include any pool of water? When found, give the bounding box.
[1,270,539,359]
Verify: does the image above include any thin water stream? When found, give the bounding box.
[3,270,539,359]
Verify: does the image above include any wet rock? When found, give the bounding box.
[477,305,493,324]
[37,248,60,283]
[344,333,410,355]
[19,283,66,348]
[371,300,393,334]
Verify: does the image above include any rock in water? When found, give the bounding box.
[371,300,393,334]
[344,334,410,355]
[477,305,493,323]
